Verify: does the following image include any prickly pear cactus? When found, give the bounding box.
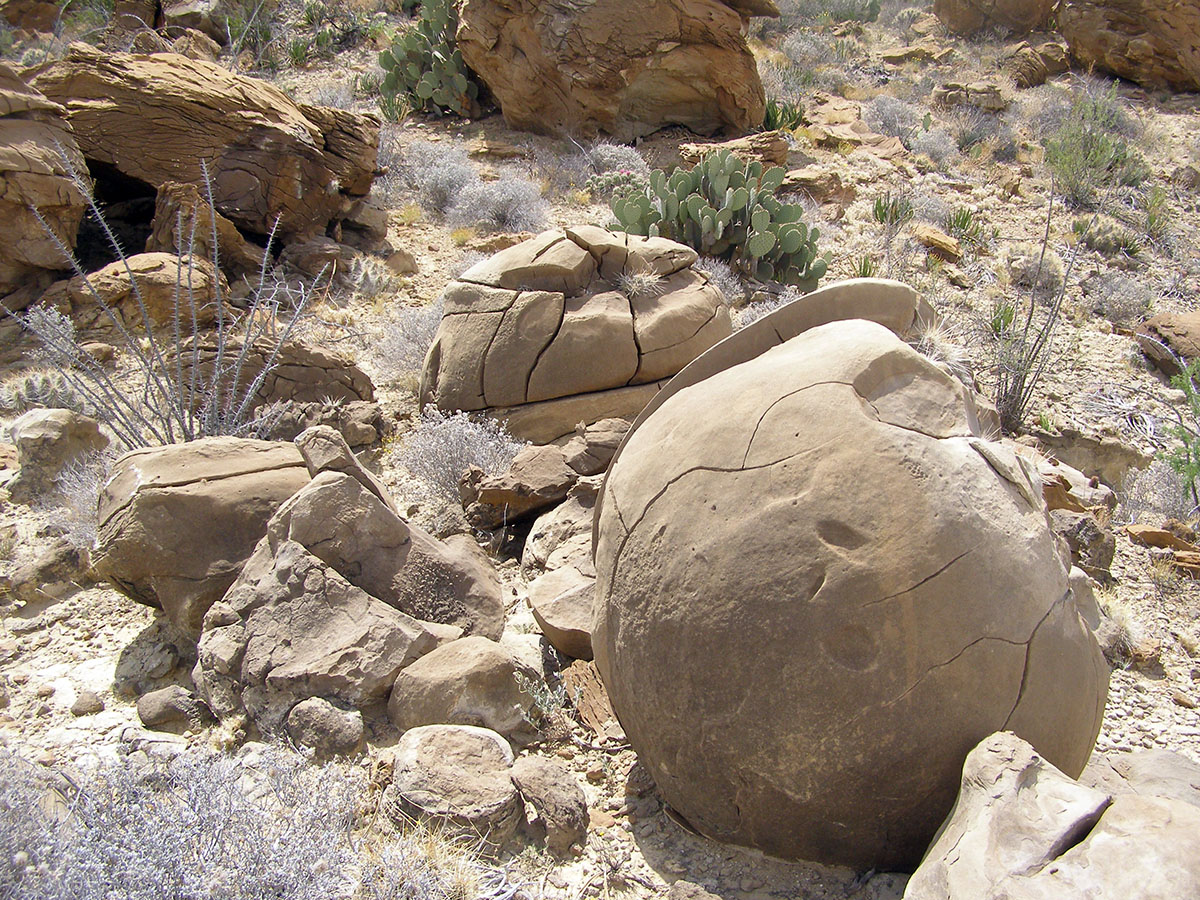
[611,150,829,289]
[379,0,479,118]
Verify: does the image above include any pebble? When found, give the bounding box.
[71,690,105,717]
[586,766,605,784]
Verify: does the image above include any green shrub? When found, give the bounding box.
[1165,358,1200,513]
[762,96,804,131]
[1074,214,1141,257]
[611,150,827,288]
[1043,85,1149,207]
[379,0,478,118]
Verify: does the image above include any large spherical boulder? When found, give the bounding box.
[592,315,1108,869]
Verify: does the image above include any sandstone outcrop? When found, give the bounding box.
[421,227,731,442]
[456,0,768,141]
[27,45,379,240]
[592,295,1107,868]
[92,437,311,634]
[40,252,224,330]
[1060,0,1200,91]
[0,64,88,304]
[933,0,1053,34]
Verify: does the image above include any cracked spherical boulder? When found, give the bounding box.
[419,226,732,443]
[592,315,1108,869]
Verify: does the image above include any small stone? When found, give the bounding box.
[36,751,56,766]
[35,684,54,698]
[1172,690,1198,710]
[136,685,214,731]
[586,766,605,784]
[512,756,589,854]
[71,690,104,716]
[285,697,364,758]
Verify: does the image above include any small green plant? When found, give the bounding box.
[584,168,648,199]
[615,268,664,298]
[990,299,1016,336]
[1142,184,1171,242]
[378,0,478,118]
[944,207,983,250]
[285,35,309,66]
[762,97,804,131]
[1164,358,1200,513]
[852,256,876,278]
[873,191,914,228]
[514,671,578,744]
[376,89,410,123]
[611,150,827,287]
[1043,84,1149,208]
[0,368,86,415]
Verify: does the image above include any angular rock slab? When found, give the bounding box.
[456,0,766,141]
[386,724,523,847]
[93,437,311,635]
[196,538,441,733]
[421,228,730,434]
[592,317,1107,868]
[269,471,504,639]
[905,732,1200,899]
[0,63,88,301]
[27,45,378,239]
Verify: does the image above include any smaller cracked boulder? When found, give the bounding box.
[385,724,523,847]
[294,424,393,512]
[136,685,215,732]
[286,697,365,758]
[8,408,108,504]
[388,635,540,741]
[512,755,589,854]
[527,566,594,661]
[461,444,578,530]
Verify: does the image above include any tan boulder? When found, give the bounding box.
[0,0,59,30]
[195,537,443,733]
[456,0,766,141]
[1137,311,1200,375]
[174,337,375,408]
[905,732,1200,899]
[0,64,88,303]
[388,635,540,740]
[593,316,1107,868]
[27,44,378,239]
[1060,0,1200,91]
[92,437,311,634]
[1001,41,1070,88]
[933,0,1053,34]
[511,756,590,854]
[40,252,224,330]
[268,471,504,639]
[678,131,789,168]
[527,565,594,660]
[385,724,523,846]
[461,444,578,530]
[421,228,730,440]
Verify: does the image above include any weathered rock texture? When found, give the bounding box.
[1137,311,1200,375]
[92,437,310,634]
[385,724,523,845]
[0,63,88,303]
[146,180,263,279]
[8,407,108,503]
[41,252,224,330]
[265,471,504,639]
[421,227,731,442]
[1059,0,1200,91]
[195,538,443,733]
[456,0,768,141]
[904,732,1200,899]
[933,0,1053,34]
[593,307,1107,868]
[27,45,379,239]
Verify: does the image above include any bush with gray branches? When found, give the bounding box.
[12,161,315,450]
[0,744,501,900]
[394,407,526,504]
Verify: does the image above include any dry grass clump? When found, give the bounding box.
[1005,241,1066,295]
